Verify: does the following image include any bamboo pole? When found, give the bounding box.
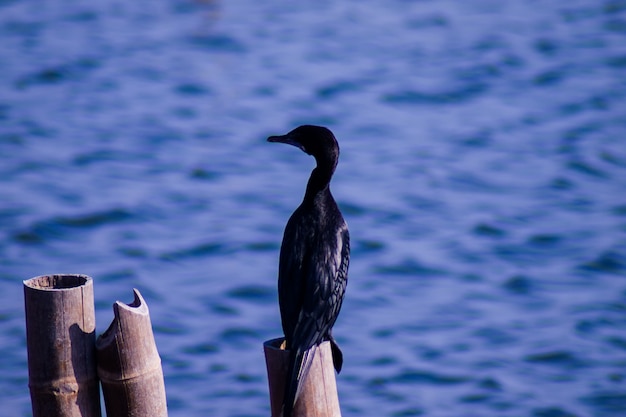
[96,288,167,417]
[23,274,101,417]
[264,338,341,417]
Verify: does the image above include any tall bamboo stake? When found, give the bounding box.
[96,288,167,417]
[264,338,341,417]
[23,274,101,417]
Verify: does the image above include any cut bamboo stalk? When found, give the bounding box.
[264,338,341,417]
[23,274,101,417]
[96,288,167,417]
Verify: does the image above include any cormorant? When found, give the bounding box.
[268,125,350,417]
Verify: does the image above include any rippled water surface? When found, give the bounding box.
[2,0,626,416]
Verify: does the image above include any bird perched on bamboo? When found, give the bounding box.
[268,125,350,417]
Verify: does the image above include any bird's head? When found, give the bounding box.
[267,125,340,168]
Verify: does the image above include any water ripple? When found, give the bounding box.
[226,284,274,304]
[15,57,101,88]
[579,250,626,274]
[159,242,229,261]
[524,350,588,368]
[187,33,247,53]
[392,369,471,385]
[581,391,626,414]
[12,208,134,244]
[382,83,488,106]
[532,407,578,417]
[375,258,448,277]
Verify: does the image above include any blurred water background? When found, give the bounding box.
[1,0,626,416]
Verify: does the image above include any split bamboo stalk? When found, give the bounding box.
[23,274,101,417]
[264,337,341,417]
[96,288,167,417]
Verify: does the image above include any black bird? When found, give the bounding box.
[268,125,350,417]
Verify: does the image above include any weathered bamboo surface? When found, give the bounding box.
[23,274,101,417]
[96,288,167,417]
[264,338,341,417]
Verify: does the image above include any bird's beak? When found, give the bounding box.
[267,134,305,152]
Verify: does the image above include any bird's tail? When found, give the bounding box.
[282,345,317,417]
[329,334,343,373]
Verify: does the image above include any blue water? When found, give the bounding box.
[1,0,626,416]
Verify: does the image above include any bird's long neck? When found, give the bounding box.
[303,161,336,205]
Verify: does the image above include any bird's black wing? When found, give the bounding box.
[277,206,311,417]
[326,224,350,372]
[282,217,350,416]
[277,207,308,347]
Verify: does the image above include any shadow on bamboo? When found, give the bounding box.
[96,288,168,417]
[23,274,101,417]
[264,338,341,417]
